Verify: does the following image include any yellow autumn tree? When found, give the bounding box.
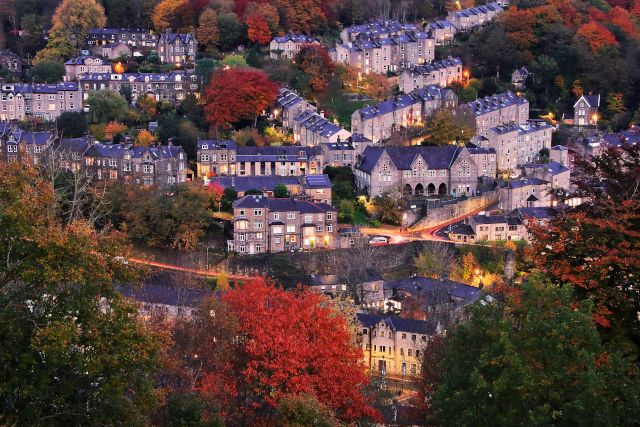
[152,0,195,32]
[216,271,230,291]
[136,129,156,147]
[35,0,106,62]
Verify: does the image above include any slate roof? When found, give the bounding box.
[235,145,321,162]
[574,94,600,108]
[276,87,307,110]
[209,176,299,193]
[501,177,549,189]
[356,145,462,174]
[11,131,54,145]
[521,160,569,176]
[88,28,152,36]
[84,143,184,159]
[602,129,640,147]
[357,313,437,334]
[464,91,527,116]
[55,137,92,153]
[449,223,475,235]
[488,120,550,137]
[78,71,196,83]
[293,110,349,139]
[158,32,195,45]
[384,276,481,305]
[64,55,111,65]
[302,174,331,189]
[403,57,462,76]
[197,139,237,150]
[346,19,421,36]
[511,206,557,220]
[272,34,317,44]
[355,93,421,121]
[472,214,523,226]
[233,195,336,213]
[349,133,372,143]
[0,82,79,94]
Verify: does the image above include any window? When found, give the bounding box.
[408,349,413,357]
[254,209,263,216]
[273,212,280,220]
[274,236,280,244]
[415,349,420,358]
[305,214,312,223]
[237,234,245,241]
[7,145,17,153]
[255,232,263,240]
[201,154,209,162]
[255,244,261,252]
[327,212,333,220]
[286,225,295,233]
[327,225,333,233]
[401,333,407,339]
[411,364,417,374]
[272,225,282,234]
[109,159,117,167]
[109,170,117,179]
[411,334,416,341]
[287,212,295,220]
[143,164,153,174]
[400,348,404,355]
[254,221,263,229]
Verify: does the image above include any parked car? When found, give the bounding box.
[369,236,389,246]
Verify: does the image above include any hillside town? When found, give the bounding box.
[1,0,640,425]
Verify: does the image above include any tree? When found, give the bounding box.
[216,271,230,291]
[530,142,640,346]
[86,90,131,124]
[203,68,278,132]
[35,0,106,61]
[413,242,459,280]
[103,121,128,140]
[217,12,245,52]
[295,44,335,93]
[196,58,218,86]
[422,109,473,146]
[245,2,280,33]
[197,8,219,48]
[430,278,640,426]
[56,112,88,138]
[152,0,195,32]
[575,20,619,53]
[372,192,403,225]
[136,94,158,121]
[274,183,289,198]
[246,12,272,45]
[0,162,162,425]
[136,129,156,146]
[274,394,341,427]
[29,60,65,83]
[191,279,381,424]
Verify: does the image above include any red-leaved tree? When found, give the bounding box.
[574,19,619,52]
[193,278,381,424]
[246,13,272,45]
[203,68,278,133]
[295,43,335,93]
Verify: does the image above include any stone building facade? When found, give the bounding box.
[274,87,316,129]
[355,145,496,197]
[229,195,337,254]
[0,82,82,121]
[64,56,112,81]
[398,57,463,93]
[78,72,199,103]
[460,92,529,137]
[269,34,319,59]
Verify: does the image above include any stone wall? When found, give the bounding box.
[408,190,499,231]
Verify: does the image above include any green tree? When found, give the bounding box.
[274,394,341,427]
[86,90,131,124]
[35,0,107,61]
[431,278,640,426]
[274,183,289,198]
[217,12,245,52]
[422,109,473,146]
[195,58,219,86]
[0,163,162,425]
[55,112,88,138]
[372,192,403,225]
[29,61,65,83]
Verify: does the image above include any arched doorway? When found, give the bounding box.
[415,183,424,196]
[403,184,412,196]
[427,183,436,195]
[438,183,447,195]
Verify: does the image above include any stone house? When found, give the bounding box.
[446,3,503,31]
[321,141,355,168]
[467,212,526,241]
[478,119,552,172]
[354,145,494,197]
[91,41,132,60]
[51,136,93,172]
[228,195,337,255]
[566,94,600,127]
[196,141,324,179]
[274,87,316,129]
[208,174,332,203]
[157,30,197,64]
[357,313,437,376]
[78,71,199,103]
[335,20,435,75]
[86,28,158,51]
[426,21,458,45]
[0,49,22,73]
[269,34,319,59]
[0,126,54,164]
[460,91,530,137]
[499,177,552,211]
[83,143,188,187]
[398,57,463,93]
[521,160,571,191]
[292,110,352,146]
[511,66,530,90]
[351,85,457,143]
[64,56,112,81]
[0,82,82,121]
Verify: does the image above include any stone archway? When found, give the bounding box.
[427,183,436,195]
[438,183,447,195]
[403,184,412,196]
[415,183,424,196]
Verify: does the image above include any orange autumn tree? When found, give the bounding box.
[152,0,195,32]
[193,278,381,424]
[295,44,335,93]
[575,20,619,52]
[246,13,272,45]
[103,121,127,140]
[203,68,278,132]
[135,129,156,146]
[530,142,640,341]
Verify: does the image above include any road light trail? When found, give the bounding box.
[127,257,251,280]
